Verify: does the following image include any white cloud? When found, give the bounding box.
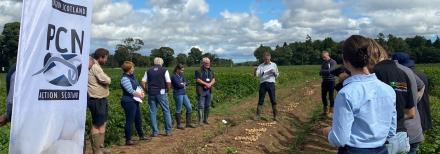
[0,0,21,31]
[184,0,209,14]
[263,19,282,31]
[1,0,440,62]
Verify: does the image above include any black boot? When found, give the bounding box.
[186,112,196,128]
[272,104,278,121]
[203,108,210,124]
[255,105,263,120]
[198,109,204,125]
[176,113,184,130]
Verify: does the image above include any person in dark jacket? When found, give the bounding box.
[171,64,196,129]
[120,61,150,145]
[141,57,173,136]
[195,57,216,125]
[330,66,351,92]
[319,51,337,115]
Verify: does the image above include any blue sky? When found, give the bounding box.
[1,0,440,62]
[117,0,285,22]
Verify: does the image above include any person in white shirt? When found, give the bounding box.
[140,57,173,136]
[254,52,279,121]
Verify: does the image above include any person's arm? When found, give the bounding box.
[165,70,172,91]
[121,77,143,97]
[209,71,216,87]
[388,97,397,138]
[171,75,185,89]
[255,65,263,77]
[327,92,354,147]
[195,71,210,87]
[405,107,416,120]
[121,77,135,94]
[414,75,425,102]
[404,75,416,119]
[141,72,148,90]
[92,66,111,85]
[330,60,337,71]
[273,64,279,77]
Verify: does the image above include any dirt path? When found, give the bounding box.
[100,81,337,154]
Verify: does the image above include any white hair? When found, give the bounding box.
[154,57,164,66]
[202,57,210,63]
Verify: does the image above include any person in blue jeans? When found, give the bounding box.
[120,61,150,145]
[322,35,396,154]
[195,57,216,125]
[171,64,196,129]
[141,57,173,136]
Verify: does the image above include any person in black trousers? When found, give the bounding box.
[319,51,337,115]
[120,61,150,145]
[254,52,279,121]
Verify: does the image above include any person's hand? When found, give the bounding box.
[321,127,331,137]
[134,92,144,98]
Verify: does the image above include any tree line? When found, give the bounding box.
[251,34,440,66]
[106,38,233,68]
[1,21,440,71]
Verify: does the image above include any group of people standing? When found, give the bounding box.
[86,48,216,153]
[0,35,433,154]
[320,35,433,154]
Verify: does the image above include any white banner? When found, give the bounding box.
[10,0,92,153]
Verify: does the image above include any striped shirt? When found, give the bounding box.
[121,76,135,94]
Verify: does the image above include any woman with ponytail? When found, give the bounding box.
[322,35,396,154]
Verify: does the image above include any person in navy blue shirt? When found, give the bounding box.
[171,64,196,129]
[119,61,150,145]
[323,35,396,154]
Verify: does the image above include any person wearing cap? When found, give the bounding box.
[322,35,395,154]
[392,52,427,154]
[195,57,216,125]
[254,52,279,121]
[367,39,416,154]
[392,54,432,132]
[141,57,173,136]
[320,51,337,115]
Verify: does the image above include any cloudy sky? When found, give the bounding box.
[1,0,440,62]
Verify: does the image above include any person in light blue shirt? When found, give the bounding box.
[323,35,396,154]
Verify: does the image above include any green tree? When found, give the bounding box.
[150,47,175,67]
[116,38,144,61]
[114,47,130,66]
[433,36,440,49]
[188,47,203,66]
[0,22,20,71]
[272,44,292,65]
[387,34,409,53]
[132,53,150,67]
[253,44,272,63]
[176,53,188,65]
[202,52,217,62]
